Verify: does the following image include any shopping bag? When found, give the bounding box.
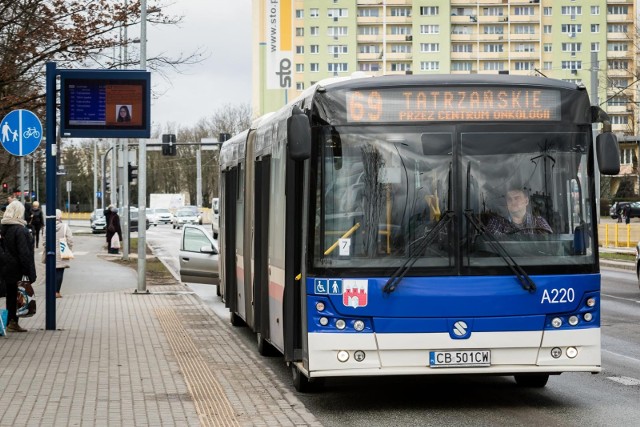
[0,309,8,336]
[60,237,74,259]
[17,277,36,318]
[111,233,121,249]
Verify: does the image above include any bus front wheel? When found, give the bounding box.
[514,374,549,388]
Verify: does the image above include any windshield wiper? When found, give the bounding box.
[464,210,536,293]
[383,210,455,294]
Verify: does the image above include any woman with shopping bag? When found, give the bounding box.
[41,210,73,298]
[105,205,122,254]
[0,201,36,333]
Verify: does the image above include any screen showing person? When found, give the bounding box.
[117,105,132,122]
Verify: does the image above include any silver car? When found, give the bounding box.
[172,207,199,229]
[179,224,219,286]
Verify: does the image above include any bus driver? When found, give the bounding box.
[485,185,552,235]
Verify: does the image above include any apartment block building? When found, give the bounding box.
[253,0,637,193]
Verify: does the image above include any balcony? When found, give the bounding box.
[357,34,382,43]
[606,105,629,114]
[386,15,413,24]
[385,33,413,42]
[607,68,632,78]
[510,15,540,23]
[451,15,478,24]
[607,14,634,23]
[386,52,413,61]
[607,32,632,41]
[356,16,382,25]
[510,33,538,41]
[451,51,474,60]
[357,52,382,61]
[451,33,477,41]
[478,51,509,60]
[510,50,538,60]
[478,15,507,24]
[607,50,633,59]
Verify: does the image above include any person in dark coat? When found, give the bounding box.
[105,205,122,254]
[0,200,37,332]
[28,200,44,248]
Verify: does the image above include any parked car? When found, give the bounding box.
[172,207,200,229]
[91,210,107,234]
[155,208,173,224]
[146,208,159,226]
[179,224,219,287]
[182,205,203,225]
[610,201,640,220]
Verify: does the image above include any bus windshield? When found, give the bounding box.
[312,125,594,274]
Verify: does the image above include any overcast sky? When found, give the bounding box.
[145,0,252,130]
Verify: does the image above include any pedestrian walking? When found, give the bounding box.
[105,205,122,254]
[28,200,44,248]
[0,201,36,332]
[41,209,73,298]
[624,204,631,224]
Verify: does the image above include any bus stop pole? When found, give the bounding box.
[45,62,58,330]
[136,0,148,293]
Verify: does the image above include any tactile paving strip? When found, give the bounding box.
[156,307,240,427]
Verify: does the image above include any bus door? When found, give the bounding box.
[242,132,257,328]
[222,168,238,314]
[254,156,271,345]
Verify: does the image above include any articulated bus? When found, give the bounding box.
[218,75,620,391]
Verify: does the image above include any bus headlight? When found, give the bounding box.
[353,320,365,331]
[586,297,596,307]
[551,347,562,359]
[336,319,346,330]
[583,312,593,322]
[566,347,578,358]
[337,350,349,363]
[319,317,329,326]
[315,301,325,312]
[568,315,579,326]
[551,317,563,328]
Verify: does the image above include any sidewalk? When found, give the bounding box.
[0,234,321,427]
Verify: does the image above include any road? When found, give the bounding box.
[143,224,640,426]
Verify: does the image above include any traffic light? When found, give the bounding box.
[2,183,7,193]
[105,178,110,192]
[128,163,138,184]
[162,134,177,156]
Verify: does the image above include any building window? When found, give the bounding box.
[591,6,599,15]
[561,24,581,34]
[561,43,582,52]
[452,61,473,71]
[328,63,348,73]
[328,26,348,37]
[420,25,440,34]
[607,24,628,33]
[591,42,600,52]
[296,82,304,91]
[607,6,628,15]
[328,45,348,55]
[390,44,412,53]
[309,26,318,36]
[390,62,411,72]
[420,6,439,16]
[620,148,633,164]
[561,61,582,70]
[515,43,535,53]
[358,8,379,17]
[452,44,473,53]
[295,63,304,72]
[420,61,439,71]
[611,115,629,125]
[359,44,380,54]
[295,9,304,19]
[608,42,628,52]
[390,7,411,17]
[543,62,552,70]
[359,62,380,72]
[295,27,304,37]
[513,6,534,16]
[328,8,348,18]
[561,6,582,15]
[608,97,629,107]
[389,25,411,35]
[310,8,319,18]
[513,25,535,35]
[609,78,629,88]
[591,24,599,33]
[543,7,552,16]
[483,61,505,71]
[420,43,440,53]
[483,25,504,35]
[310,63,319,72]
[453,25,474,35]
[608,60,629,70]
[514,61,535,71]
[310,45,319,54]
[484,43,504,53]
[295,46,304,54]
[483,7,504,16]
[543,43,552,52]
[358,26,380,36]
[543,25,552,34]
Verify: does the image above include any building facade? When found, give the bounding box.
[252,0,638,194]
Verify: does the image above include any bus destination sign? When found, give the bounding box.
[346,88,561,123]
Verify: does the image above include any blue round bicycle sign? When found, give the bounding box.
[1,109,43,156]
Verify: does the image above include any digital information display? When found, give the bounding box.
[60,70,150,138]
[346,88,561,123]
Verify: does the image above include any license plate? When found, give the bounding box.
[429,350,491,367]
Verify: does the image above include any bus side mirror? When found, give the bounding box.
[287,106,311,161]
[596,132,620,175]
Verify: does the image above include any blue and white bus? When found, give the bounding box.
[218,75,620,391]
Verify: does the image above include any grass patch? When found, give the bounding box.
[599,252,635,263]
